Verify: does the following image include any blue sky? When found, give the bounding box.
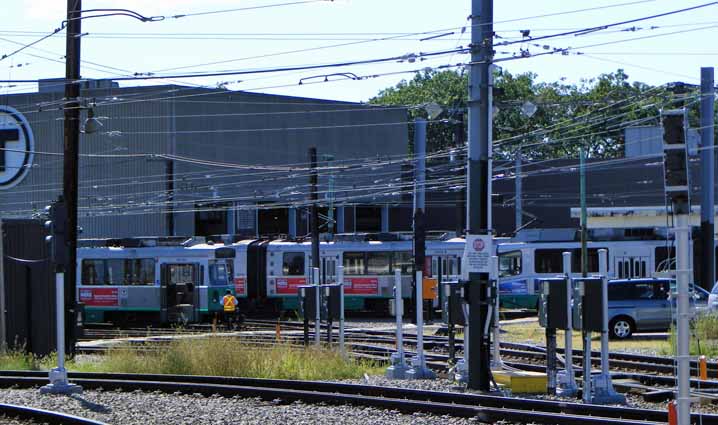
[1,0,716,102]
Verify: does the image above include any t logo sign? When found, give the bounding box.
[0,105,34,189]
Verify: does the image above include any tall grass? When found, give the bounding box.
[0,338,383,380]
[668,314,718,357]
[0,350,55,371]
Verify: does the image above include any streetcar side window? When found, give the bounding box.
[570,248,606,273]
[81,258,155,286]
[81,259,105,285]
[393,251,413,274]
[367,252,392,275]
[534,249,563,274]
[128,259,155,285]
[499,251,522,277]
[343,252,366,275]
[282,252,305,276]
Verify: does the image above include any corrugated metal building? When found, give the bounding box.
[0,81,408,238]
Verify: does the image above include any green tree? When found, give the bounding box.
[370,68,678,160]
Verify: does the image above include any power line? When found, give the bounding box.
[169,0,331,19]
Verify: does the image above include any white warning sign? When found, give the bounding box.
[463,234,492,274]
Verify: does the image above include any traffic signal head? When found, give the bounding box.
[44,199,69,269]
[661,109,690,214]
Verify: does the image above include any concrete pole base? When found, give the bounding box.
[556,370,578,398]
[588,373,626,405]
[405,355,436,380]
[452,358,469,383]
[39,368,82,395]
[385,352,408,380]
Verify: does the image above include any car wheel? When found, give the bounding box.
[609,317,634,339]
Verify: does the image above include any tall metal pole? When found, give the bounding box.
[454,115,465,236]
[63,0,81,357]
[560,252,578,396]
[700,67,715,291]
[598,249,609,376]
[309,147,320,346]
[580,147,588,277]
[579,147,591,402]
[676,214,691,424]
[515,150,522,231]
[324,154,335,239]
[414,119,427,324]
[466,0,493,392]
[338,265,345,356]
[310,147,319,268]
[490,255,501,369]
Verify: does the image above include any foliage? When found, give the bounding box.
[0,340,383,380]
[0,350,54,371]
[668,314,718,357]
[369,68,687,160]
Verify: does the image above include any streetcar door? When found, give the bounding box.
[615,256,650,279]
[321,254,338,284]
[160,262,200,324]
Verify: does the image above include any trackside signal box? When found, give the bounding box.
[442,281,466,326]
[572,278,604,332]
[299,284,342,321]
[538,278,570,330]
[298,285,318,320]
[323,284,342,321]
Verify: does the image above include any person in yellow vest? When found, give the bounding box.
[220,289,239,330]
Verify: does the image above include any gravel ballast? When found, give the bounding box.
[0,387,488,425]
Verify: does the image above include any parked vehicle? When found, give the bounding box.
[709,282,718,312]
[608,278,705,339]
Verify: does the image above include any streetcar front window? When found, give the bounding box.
[499,251,522,277]
[209,260,229,286]
[282,252,305,276]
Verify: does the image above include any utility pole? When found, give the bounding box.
[579,146,591,402]
[310,147,319,268]
[466,0,493,391]
[63,0,81,357]
[323,154,335,239]
[453,114,465,236]
[515,149,522,232]
[407,118,433,379]
[580,147,588,277]
[413,119,427,318]
[662,109,692,425]
[700,67,715,291]
[309,147,320,345]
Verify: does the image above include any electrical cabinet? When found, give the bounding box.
[538,278,569,330]
[323,284,342,321]
[298,285,318,320]
[572,278,604,332]
[442,281,466,326]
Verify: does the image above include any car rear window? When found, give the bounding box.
[609,280,670,301]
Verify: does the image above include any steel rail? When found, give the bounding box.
[0,403,107,425]
[0,372,684,425]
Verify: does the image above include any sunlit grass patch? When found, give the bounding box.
[0,338,384,381]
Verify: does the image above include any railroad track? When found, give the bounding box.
[0,370,705,425]
[0,403,106,425]
[79,321,718,383]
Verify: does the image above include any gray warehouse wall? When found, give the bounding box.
[0,84,407,238]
